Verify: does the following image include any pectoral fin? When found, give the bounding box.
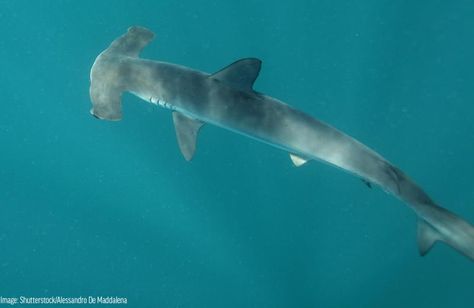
[172,112,204,161]
[289,153,309,167]
[417,219,442,256]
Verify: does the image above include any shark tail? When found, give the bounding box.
[417,219,442,256]
[416,204,474,261]
[380,164,474,260]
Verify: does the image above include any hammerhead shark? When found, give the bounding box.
[90,26,474,260]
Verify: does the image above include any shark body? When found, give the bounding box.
[90,26,474,260]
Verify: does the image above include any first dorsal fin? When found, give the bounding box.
[210,58,262,92]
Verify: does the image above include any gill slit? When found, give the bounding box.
[149,96,174,110]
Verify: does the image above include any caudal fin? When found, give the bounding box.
[415,206,474,261]
[417,219,442,256]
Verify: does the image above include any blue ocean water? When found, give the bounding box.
[1,0,474,306]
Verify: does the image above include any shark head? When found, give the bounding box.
[89,26,155,121]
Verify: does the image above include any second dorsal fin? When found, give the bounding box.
[210,58,262,92]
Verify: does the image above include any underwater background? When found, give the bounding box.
[1,0,474,307]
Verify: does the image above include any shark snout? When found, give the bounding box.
[89,107,121,121]
[90,108,103,120]
[89,81,123,121]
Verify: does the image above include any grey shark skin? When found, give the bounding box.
[90,26,474,260]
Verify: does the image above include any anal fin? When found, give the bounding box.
[417,219,442,256]
[361,179,372,188]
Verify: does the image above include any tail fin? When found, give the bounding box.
[89,26,155,120]
[416,205,474,260]
[417,219,441,256]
